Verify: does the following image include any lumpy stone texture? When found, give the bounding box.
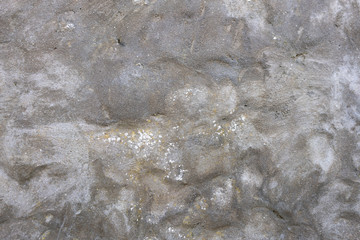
[1,0,360,239]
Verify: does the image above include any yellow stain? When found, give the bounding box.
[186,232,193,238]
[183,216,191,225]
[216,231,224,237]
[40,230,51,240]
[35,201,42,208]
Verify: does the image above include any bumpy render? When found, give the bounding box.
[0,0,360,239]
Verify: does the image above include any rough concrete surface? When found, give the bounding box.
[0,0,360,239]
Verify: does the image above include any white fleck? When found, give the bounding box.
[241,169,263,187]
[269,179,278,189]
[309,135,335,173]
[45,214,53,223]
[64,23,75,30]
[211,179,233,207]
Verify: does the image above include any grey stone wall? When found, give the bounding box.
[0,0,360,239]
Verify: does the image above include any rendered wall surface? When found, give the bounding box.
[0,0,360,239]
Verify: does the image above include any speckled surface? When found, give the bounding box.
[1,0,360,239]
